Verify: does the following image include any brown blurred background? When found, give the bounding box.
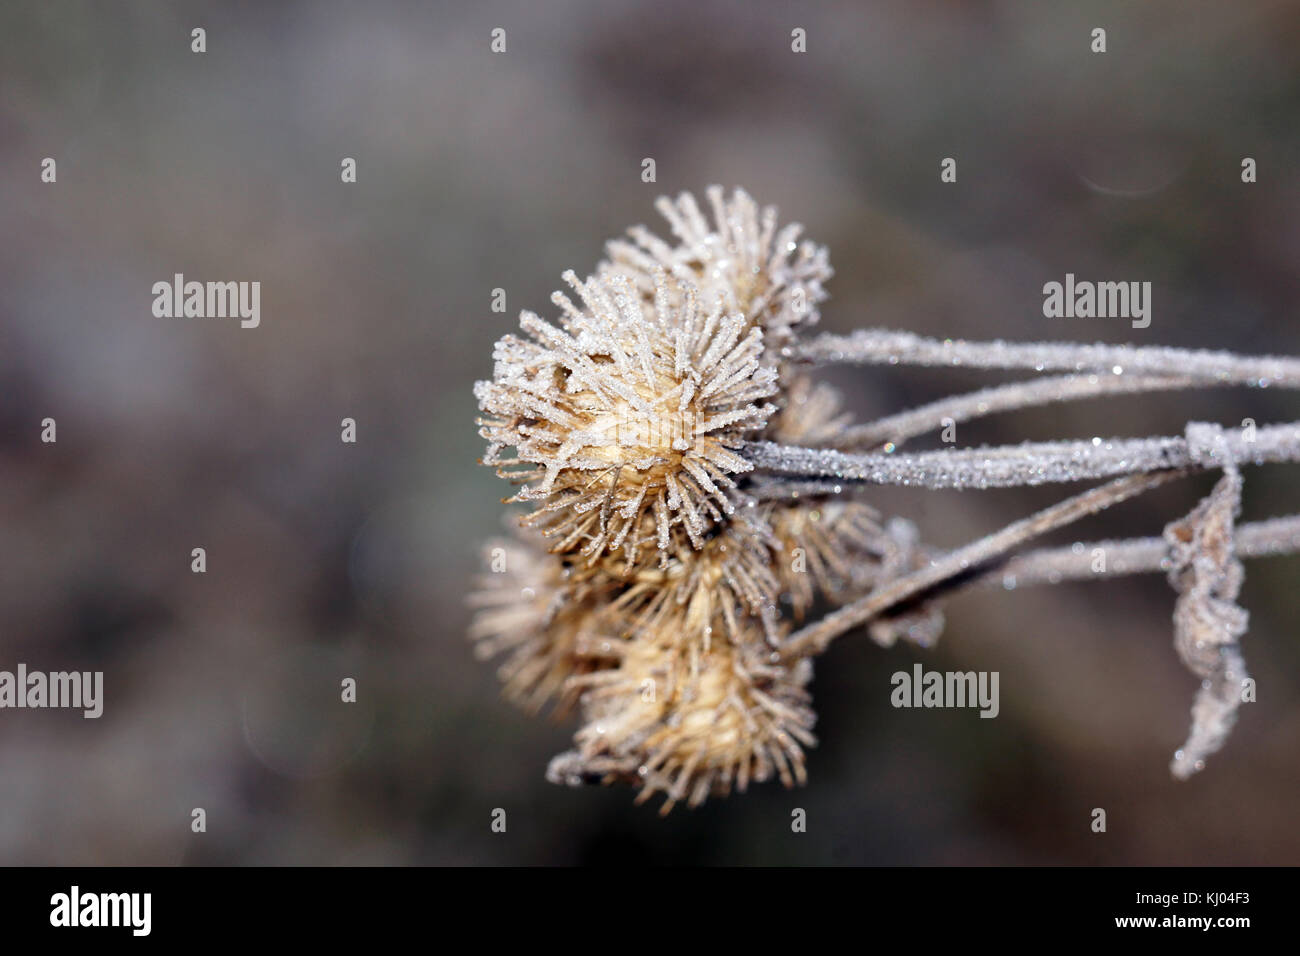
[1,0,1297,864]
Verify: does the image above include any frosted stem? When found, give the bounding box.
[837,373,1195,450]
[780,471,1183,660]
[788,329,1300,389]
[974,514,1300,588]
[747,420,1300,490]
[750,478,864,501]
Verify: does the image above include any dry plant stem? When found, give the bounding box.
[974,514,1300,589]
[780,470,1184,660]
[789,329,1300,388]
[747,420,1300,490]
[750,478,869,501]
[836,372,1196,450]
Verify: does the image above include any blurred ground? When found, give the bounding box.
[0,0,1297,864]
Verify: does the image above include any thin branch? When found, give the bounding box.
[780,471,1185,660]
[747,420,1300,490]
[836,372,1196,450]
[749,477,867,501]
[788,329,1300,389]
[973,514,1300,589]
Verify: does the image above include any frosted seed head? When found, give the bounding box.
[598,187,833,353]
[476,271,779,568]
[553,627,816,813]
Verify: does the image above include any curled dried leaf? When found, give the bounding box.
[1163,466,1250,779]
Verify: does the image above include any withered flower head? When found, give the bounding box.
[607,512,782,650]
[547,624,816,814]
[475,268,778,566]
[472,188,930,812]
[468,531,623,715]
[601,185,833,350]
[768,499,887,618]
[767,375,854,447]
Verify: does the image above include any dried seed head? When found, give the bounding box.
[473,188,869,810]
[769,499,887,619]
[475,269,778,567]
[468,533,624,715]
[601,186,833,351]
[548,626,816,814]
[606,513,783,650]
[766,375,855,447]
